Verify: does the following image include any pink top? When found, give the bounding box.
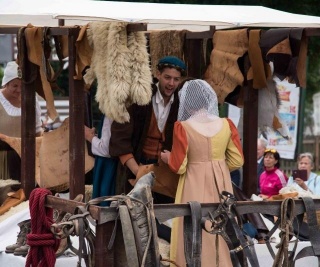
[260,167,288,197]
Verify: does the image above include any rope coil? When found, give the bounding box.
[26,188,59,267]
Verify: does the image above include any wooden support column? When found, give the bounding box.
[95,221,115,267]
[21,34,36,199]
[68,27,85,199]
[184,26,215,78]
[242,85,258,197]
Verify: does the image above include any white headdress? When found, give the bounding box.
[2,61,20,86]
[178,79,219,121]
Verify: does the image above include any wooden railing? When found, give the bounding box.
[46,195,320,267]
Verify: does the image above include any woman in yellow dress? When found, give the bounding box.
[161,79,244,267]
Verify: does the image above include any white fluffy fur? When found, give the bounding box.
[85,22,152,123]
[128,32,152,106]
[87,22,111,117]
[106,22,131,123]
[0,200,29,223]
[0,179,20,188]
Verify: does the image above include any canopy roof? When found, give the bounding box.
[1,0,320,31]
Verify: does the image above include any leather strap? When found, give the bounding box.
[184,201,202,267]
[201,191,259,267]
[264,219,281,259]
[119,205,140,267]
[292,197,320,266]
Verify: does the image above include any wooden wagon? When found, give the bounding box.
[1,1,320,266]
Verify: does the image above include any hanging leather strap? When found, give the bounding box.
[184,201,202,267]
[119,205,140,267]
[292,197,320,266]
[201,191,259,267]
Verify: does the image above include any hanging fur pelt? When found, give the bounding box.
[84,21,111,116]
[127,31,153,106]
[258,78,291,140]
[105,22,132,123]
[84,21,152,123]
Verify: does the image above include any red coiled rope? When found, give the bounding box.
[26,188,60,267]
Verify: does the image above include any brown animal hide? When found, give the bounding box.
[75,24,93,82]
[204,29,249,104]
[0,133,42,185]
[0,118,94,192]
[149,30,186,77]
[20,25,58,122]
[39,118,94,190]
[247,30,272,89]
[259,28,308,88]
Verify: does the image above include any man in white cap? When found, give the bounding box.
[0,61,42,180]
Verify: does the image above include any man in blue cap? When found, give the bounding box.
[109,56,186,241]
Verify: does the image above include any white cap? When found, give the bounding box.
[2,61,20,86]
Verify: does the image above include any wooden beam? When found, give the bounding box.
[127,23,147,32]
[242,84,259,197]
[186,26,215,39]
[46,195,320,225]
[305,28,320,37]
[0,27,19,34]
[20,33,36,199]
[68,27,86,200]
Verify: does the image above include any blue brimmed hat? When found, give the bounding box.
[157,56,186,75]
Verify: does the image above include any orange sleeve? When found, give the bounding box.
[226,118,243,157]
[168,122,188,174]
[226,118,244,171]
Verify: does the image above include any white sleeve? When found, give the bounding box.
[91,116,113,157]
[35,96,43,133]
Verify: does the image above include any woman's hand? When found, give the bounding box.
[294,178,308,190]
[161,150,171,164]
[84,126,96,142]
[258,194,269,200]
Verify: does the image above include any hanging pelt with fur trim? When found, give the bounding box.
[105,22,132,123]
[84,22,152,123]
[258,78,290,140]
[128,31,153,106]
[84,21,110,115]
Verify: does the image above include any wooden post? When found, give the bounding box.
[242,85,258,197]
[95,222,115,267]
[21,33,36,199]
[68,27,85,199]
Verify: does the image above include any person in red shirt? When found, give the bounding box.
[259,148,288,199]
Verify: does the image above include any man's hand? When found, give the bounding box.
[125,158,139,176]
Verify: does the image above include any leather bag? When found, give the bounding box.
[133,160,179,199]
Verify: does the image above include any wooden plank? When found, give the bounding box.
[21,34,36,199]
[186,26,215,39]
[96,222,115,267]
[127,23,147,32]
[242,84,259,197]
[46,195,320,225]
[305,28,320,37]
[68,27,85,200]
[0,27,19,34]
[184,38,203,78]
